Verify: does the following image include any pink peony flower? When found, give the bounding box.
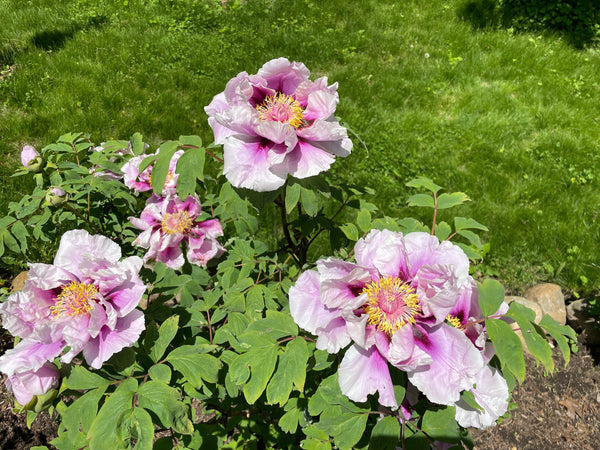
[289,229,504,419]
[122,149,183,194]
[4,362,60,406]
[129,194,225,270]
[21,145,43,172]
[0,230,147,373]
[205,57,353,191]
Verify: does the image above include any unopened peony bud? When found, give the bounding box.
[5,362,60,408]
[20,145,43,172]
[45,187,68,206]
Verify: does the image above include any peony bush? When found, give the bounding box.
[0,58,576,449]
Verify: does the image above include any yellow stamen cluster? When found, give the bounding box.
[446,315,463,329]
[363,277,420,337]
[50,282,97,317]
[256,93,305,128]
[161,210,194,235]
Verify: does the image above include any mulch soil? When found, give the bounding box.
[0,331,599,449]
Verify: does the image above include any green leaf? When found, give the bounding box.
[165,346,222,387]
[148,364,172,383]
[356,209,372,233]
[285,182,302,214]
[478,279,505,317]
[175,146,205,198]
[137,380,192,434]
[485,318,525,383]
[2,229,21,254]
[454,217,488,232]
[339,223,359,241]
[87,378,137,449]
[405,177,442,193]
[151,140,180,195]
[421,406,460,443]
[368,415,400,450]
[434,221,452,241]
[506,302,554,372]
[266,337,308,405]
[130,132,145,156]
[300,186,319,217]
[178,135,202,148]
[539,315,577,366]
[407,193,435,208]
[229,343,278,404]
[115,407,154,450]
[460,390,484,412]
[53,386,106,448]
[279,404,302,434]
[437,192,470,209]
[149,315,179,363]
[457,229,484,249]
[315,412,368,449]
[246,310,298,339]
[63,366,111,390]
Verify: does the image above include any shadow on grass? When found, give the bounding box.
[30,15,108,51]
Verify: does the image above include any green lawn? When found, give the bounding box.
[1,0,599,296]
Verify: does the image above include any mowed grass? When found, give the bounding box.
[0,0,599,295]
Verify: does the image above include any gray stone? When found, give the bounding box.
[524,283,566,325]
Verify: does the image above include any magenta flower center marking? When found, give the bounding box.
[256,93,305,128]
[50,282,98,317]
[161,210,194,235]
[362,277,420,336]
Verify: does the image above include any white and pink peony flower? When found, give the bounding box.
[205,57,353,191]
[4,362,60,406]
[129,194,225,270]
[289,229,508,427]
[0,229,147,382]
[122,149,183,194]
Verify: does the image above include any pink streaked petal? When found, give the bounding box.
[297,119,351,150]
[354,229,408,278]
[315,316,352,354]
[257,57,310,94]
[415,264,462,323]
[284,141,336,179]
[454,365,509,429]
[403,232,442,278]
[255,120,295,145]
[6,362,59,405]
[0,340,63,376]
[302,90,339,121]
[215,105,262,137]
[409,324,484,405]
[387,325,433,370]
[26,263,75,291]
[338,344,397,409]
[54,230,122,274]
[156,245,185,270]
[222,136,287,191]
[82,309,145,369]
[343,314,373,350]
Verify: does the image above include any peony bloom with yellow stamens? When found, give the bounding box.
[205,57,353,191]
[129,193,225,270]
[289,229,509,428]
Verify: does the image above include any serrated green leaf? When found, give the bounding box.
[339,223,359,241]
[149,315,179,363]
[115,407,154,450]
[437,192,470,209]
[356,209,371,233]
[148,364,172,383]
[405,177,442,194]
[266,337,308,405]
[486,318,525,383]
[151,141,180,195]
[539,315,577,366]
[285,182,301,214]
[88,378,137,449]
[300,186,319,217]
[407,193,435,208]
[478,279,505,317]
[165,346,221,387]
[506,302,554,372]
[368,415,400,450]
[137,380,191,434]
[421,406,460,442]
[63,366,111,390]
[454,217,489,232]
[434,221,452,241]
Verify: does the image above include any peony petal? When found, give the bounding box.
[0,340,63,376]
[354,229,408,278]
[338,344,397,409]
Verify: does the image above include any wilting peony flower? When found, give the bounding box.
[0,229,147,374]
[122,149,183,194]
[21,145,43,172]
[4,362,60,406]
[205,57,353,191]
[290,229,507,425]
[129,194,225,269]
